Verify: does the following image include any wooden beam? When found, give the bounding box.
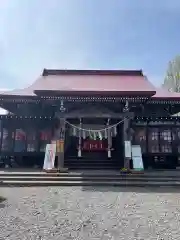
[55,112,134,119]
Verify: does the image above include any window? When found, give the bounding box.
[176,128,180,153]
[39,129,51,152]
[161,145,172,153]
[152,131,158,140]
[1,128,13,152]
[160,130,171,141]
[14,129,26,152]
[148,128,159,153]
[160,129,172,153]
[151,145,159,153]
[26,129,38,152]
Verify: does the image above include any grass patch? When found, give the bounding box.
[0,196,6,203]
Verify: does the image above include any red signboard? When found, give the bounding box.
[83,140,107,151]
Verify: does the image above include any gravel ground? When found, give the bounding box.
[0,187,180,240]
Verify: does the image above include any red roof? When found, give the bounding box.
[0,87,36,97]
[152,88,180,99]
[0,69,156,97]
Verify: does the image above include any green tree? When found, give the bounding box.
[163,55,180,92]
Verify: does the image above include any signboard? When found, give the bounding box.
[132,145,144,171]
[43,143,56,170]
[56,140,64,153]
[83,140,107,151]
[124,141,131,158]
[52,140,64,153]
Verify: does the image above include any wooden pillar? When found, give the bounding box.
[78,118,82,157]
[54,100,66,170]
[57,118,66,169]
[107,118,112,158]
[0,119,3,152]
[123,100,132,169]
[123,117,131,169]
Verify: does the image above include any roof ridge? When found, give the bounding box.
[42,68,143,76]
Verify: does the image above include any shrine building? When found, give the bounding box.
[0,69,180,170]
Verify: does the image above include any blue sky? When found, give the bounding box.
[0,0,180,90]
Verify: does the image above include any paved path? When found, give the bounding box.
[0,187,180,239]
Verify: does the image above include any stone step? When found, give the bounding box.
[65,166,118,170]
[1,171,180,178]
[1,176,180,182]
[64,159,120,170]
[65,160,118,163]
[65,165,118,168]
[64,161,118,168]
[64,160,118,165]
[64,162,118,166]
[1,180,180,187]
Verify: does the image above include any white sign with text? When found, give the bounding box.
[43,143,56,170]
[132,145,144,170]
[124,141,132,158]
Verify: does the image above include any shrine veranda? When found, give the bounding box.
[0,69,180,170]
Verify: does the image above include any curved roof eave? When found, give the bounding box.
[152,88,180,100]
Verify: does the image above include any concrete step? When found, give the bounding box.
[65,159,116,162]
[64,164,118,167]
[1,176,180,182]
[1,180,180,187]
[65,161,118,164]
[64,159,119,170]
[65,167,118,170]
[65,163,118,166]
[64,165,118,168]
[0,171,129,177]
[1,171,180,178]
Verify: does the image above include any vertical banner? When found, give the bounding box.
[132,145,144,171]
[56,140,64,153]
[124,141,132,158]
[43,143,56,170]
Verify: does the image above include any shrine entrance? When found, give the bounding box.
[64,118,124,164]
